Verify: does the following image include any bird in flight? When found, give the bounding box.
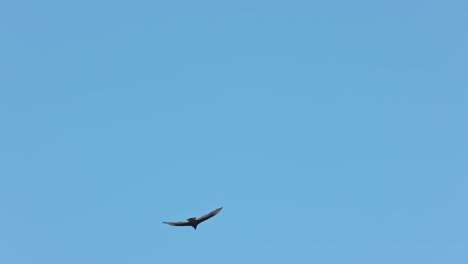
[163,207,223,230]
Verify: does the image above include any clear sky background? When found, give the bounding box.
[0,1,467,263]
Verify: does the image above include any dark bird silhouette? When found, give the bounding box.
[163,207,223,230]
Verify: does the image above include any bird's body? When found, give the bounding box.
[163,207,223,230]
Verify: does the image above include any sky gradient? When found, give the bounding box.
[1,1,467,263]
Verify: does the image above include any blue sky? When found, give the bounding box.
[0,1,467,263]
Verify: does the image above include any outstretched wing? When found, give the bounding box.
[162,221,191,226]
[195,207,223,224]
